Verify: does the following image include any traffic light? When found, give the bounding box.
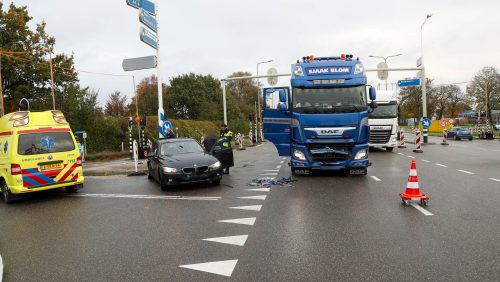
[140,114,147,127]
[128,117,133,128]
[248,114,254,121]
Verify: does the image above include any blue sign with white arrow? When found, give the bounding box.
[139,8,157,32]
[421,118,431,129]
[397,78,421,87]
[140,27,158,49]
[126,0,156,15]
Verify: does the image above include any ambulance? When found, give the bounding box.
[0,110,84,203]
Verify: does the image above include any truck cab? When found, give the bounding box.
[367,90,399,151]
[262,54,377,175]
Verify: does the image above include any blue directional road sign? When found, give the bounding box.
[421,118,431,129]
[397,78,421,87]
[126,0,156,15]
[140,27,158,49]
[139,8,157,32]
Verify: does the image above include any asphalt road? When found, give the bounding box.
[0,139,499,281]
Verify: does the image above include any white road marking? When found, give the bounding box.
[180,259,238,277]
[458,170,474,175]
[218,217,256,226]
[229,205,262,211]
[282,157,287,160]
[407,155,415,158]
[276,165,282,169]
[260,173,278,176]
[370,176,381,181]
[421,159,431,163]
[245,188,270,192]
[410,203,434,216]
[202,235,248,246]
[0,253,3,282]
[263,170,279,172]
[280,161,284,164]
[398,153,405,156]
[68,194,220,201]
[490,178,500,183]
[237,195,267,200]
[435,163,448,167]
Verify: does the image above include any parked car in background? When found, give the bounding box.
[494,121,500,131]
[147,138,224,190]
[447,127,473,141]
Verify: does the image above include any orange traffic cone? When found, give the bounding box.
[400,160,429,206]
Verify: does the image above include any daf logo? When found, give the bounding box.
[48,155,53,161]
[320,129,339,134]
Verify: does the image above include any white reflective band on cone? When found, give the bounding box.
[406,182,420,189]
[409,170,418,176]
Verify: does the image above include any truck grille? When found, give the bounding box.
[182,166,209,174]
[369,130,392,144]
[306,144,353,163]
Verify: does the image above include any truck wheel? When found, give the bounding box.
[386,147,394,152]
[2,180,16,203]
[65,185,78,193]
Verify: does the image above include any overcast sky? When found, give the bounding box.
[4,0,500,105]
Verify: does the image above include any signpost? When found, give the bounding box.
[397,78,421,87]
[122,55,157,71]
[140,27,158,49]
[421,118,431,129]
[139,8,157,32]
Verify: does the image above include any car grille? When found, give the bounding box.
[369,130,392,144]
[182,166,209,174]
[306,144,353,163]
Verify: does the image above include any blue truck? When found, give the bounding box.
[262,54,377,175]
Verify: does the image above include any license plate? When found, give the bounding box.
[350,168,367,175]
[40,163,63,170]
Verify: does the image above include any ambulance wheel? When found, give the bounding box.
[65,185,78,193]
[1,181,16,203]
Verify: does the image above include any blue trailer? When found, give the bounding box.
[262,54,377,175]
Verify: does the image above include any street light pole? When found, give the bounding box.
[421,14,432,143]
[256,59,273,142]
[368,53,402,90]
[48,48,56,110]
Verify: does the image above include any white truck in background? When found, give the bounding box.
[368,90,399,152]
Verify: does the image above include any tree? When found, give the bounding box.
[128,75,169,117]
[399,78,435,119]
[466,66,500,122]
[0,3,78,112]
[104,91,128,117]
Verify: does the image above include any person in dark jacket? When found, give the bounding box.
[166,127,176,139]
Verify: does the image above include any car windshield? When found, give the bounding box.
[18,132,75,155]
[292,86,367,114]
[160,140,204,156]
[368,102,398,118]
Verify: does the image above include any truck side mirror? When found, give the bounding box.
[369,87,376,101]
[279,103,288,111]
[278,89,287,103]
[370,100,378,109]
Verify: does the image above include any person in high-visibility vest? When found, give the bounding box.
[220,124,233,174]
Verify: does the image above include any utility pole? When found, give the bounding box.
[420,14,432,143]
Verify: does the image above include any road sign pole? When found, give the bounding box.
[222,81,227,125]
[422,66,428,143]
[154,0,165,138]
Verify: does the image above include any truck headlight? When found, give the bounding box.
[293,149,306,161]
[209,161,221,170]
[162,166,177,173]
[354,149,367,160]
[292,65,304,77]
[354,63,364,74]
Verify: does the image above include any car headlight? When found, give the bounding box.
[354,149,367,160]
[162,166,177,173]
[209,161,221,170]
[293,149,306,161]
[292,65,304,77]
[354,63,364,74]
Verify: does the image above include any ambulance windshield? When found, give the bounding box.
[18,132,75,155]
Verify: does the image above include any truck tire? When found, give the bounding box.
[386,147,394,152]
[2,180,16,203]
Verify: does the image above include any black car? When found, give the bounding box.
[148,138,225,190]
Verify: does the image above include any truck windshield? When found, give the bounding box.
[368,102,398,118]
[292,86,367,114]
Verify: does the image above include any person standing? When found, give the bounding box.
[166,127,176,139]
[219,124,233,174]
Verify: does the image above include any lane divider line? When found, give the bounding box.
[398,153,405,156]
[490,178,500,182]
[370,176,381,181]
[280,161,284,164]
[276,165,282,169]
[262,170,279,172]
[410,203,434,216]
[282,157,287,160]
[67,194,221,200]
[435,163,448,167]
[421,159,431,163]
[407,155,415,158]
[458,170,474,175]
[0,253,3,282]
[259,173,278,176]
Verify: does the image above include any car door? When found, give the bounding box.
[211,137,234,168]
[262,87,292,156]
[149,143,160,179]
